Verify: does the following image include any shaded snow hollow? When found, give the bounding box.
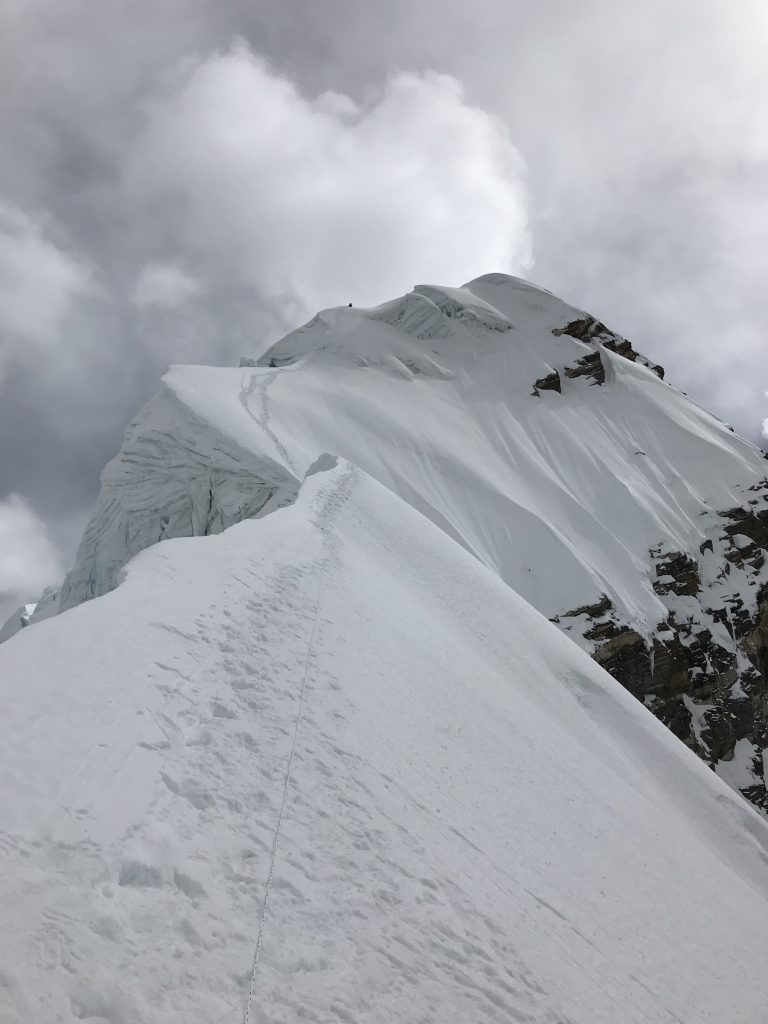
[2,275,768,1021]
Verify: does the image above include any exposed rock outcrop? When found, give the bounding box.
[557,481,768,811]
[533,370,561,394]
[564,350,606,385]
[553,315,665,380]
[652,551,701,597]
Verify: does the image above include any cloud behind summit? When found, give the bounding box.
[0,0,766,614]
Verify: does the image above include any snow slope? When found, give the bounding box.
[60,275,766,632]
[2,460,768,1023]
[20,273,767,803]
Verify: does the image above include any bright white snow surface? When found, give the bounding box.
[2,460,768,1022]
[59,274,767,640]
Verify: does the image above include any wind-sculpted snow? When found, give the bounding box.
[58,385,299,610]
[411,283,513,331]
[0,601,37,643]
[2,462,768,1022]
[367,290,455,340]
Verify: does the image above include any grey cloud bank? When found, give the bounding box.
[0,0,766,614]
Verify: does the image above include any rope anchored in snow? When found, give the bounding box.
[242,578,322,1024]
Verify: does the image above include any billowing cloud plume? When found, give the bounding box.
[0,204,93,381]
[124,52,530,317]
[1,38,531,424]
[0,493,63,609]
[0,30,532,585]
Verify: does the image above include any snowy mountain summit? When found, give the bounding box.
[48,273,768,806]
[2,274,768,1022]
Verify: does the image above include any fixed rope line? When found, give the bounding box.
[242,577,322,1024]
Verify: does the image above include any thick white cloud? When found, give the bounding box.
[0,204,93,380]
[0,492,63,600]
[0,34,533,589]
[125,49,531,315]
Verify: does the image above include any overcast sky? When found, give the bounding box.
[1,0,767,618]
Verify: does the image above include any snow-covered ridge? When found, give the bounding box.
[10,273,768,805]
[65,274,762,627]
[60,275,709,618]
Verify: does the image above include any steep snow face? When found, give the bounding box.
[34,273,768,802]
[2,462,768,1023]
[58,386,299,610]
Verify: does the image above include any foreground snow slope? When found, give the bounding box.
[2,461,768,1023]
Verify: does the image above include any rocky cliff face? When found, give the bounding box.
[554,449,768,808]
